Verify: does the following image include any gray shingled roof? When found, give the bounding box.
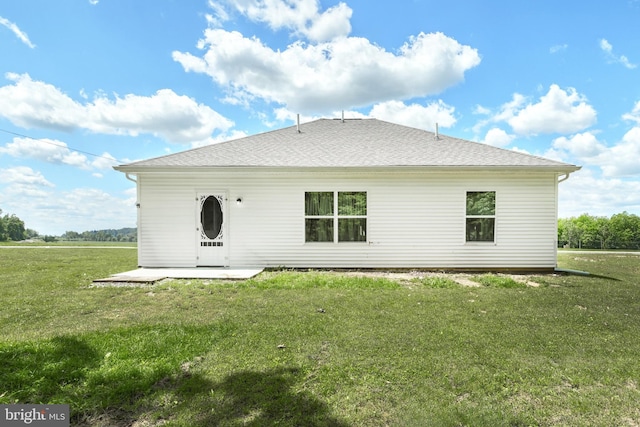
[115,118,579,171]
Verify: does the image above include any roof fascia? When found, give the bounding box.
[114,164,581,175]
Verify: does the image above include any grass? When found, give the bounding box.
[1,248,640,426]
[473,273,527,288]
[411,275,460,288]
[244,270,401,289]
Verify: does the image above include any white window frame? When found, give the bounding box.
[304,191,368,243]
[465,190,497,244]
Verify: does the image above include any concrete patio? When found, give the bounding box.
[93,267,264,285]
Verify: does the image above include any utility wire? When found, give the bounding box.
[0,128,125,164]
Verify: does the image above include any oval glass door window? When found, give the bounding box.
[201,196,223,239]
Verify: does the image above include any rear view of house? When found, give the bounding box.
[114,118,580,270]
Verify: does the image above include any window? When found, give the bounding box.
[338,192,367,242]
[305,192,334,242]
[305,191,367,242]
[466,191,495,242]
[200,195,223,240]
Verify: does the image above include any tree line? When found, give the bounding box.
[0,208,136,242]
[60,228,137,242]
[558,212,640,249]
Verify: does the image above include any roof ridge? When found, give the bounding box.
[115,118,580,171]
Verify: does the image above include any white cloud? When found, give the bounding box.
[174,30,480,114]
[206,1,230,27]
[271,109,325,125]
[0,73,234,145]
[552,131,606,160]
[599,38,613,53]
[596,127,640,177]
[550,122,640,178]
[508,85,597,135]
[50,187,136,231]
[0,16,35,48]
[1,185,136,235]
[0,166,54,188]
[220,0,352,42]
[622,100,640,124]
[0,167,136,235]
[0,137,111,170]
[0,166,55,202]
[550,44,568,54]
[86,89,233,143]
[482,128,515,147]
[510,146,532,156]
[559,168,640,218]
[304,3,352,43]
[369,100,456,131]
[269,99,455,132]
[0,73,82,131]
[473,105,491,115]
[600,38,636,69]
[90,152,119,170]
[494,93,527,123]
[471,93,526,134]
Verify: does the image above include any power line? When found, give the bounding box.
[0,128,124,164]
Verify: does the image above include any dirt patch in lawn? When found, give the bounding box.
[336,270,545,288]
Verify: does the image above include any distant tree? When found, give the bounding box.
[61,231,81,240]
[573,214,609,249]
[24,229,39,239]
[609,212,640,249]
[595,216,610,249]
[560,211,640,250]
[3,214,25,241]
[559,217,583,248]
[0,209,6,241]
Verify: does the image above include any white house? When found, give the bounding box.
[114,118,580,271]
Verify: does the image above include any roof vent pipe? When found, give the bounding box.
[341,110,344,123]
[435,123,439,139]
[297,114,301,133]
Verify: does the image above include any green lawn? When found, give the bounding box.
[1,248,639,426]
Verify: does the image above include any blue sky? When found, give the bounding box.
[1,0,639,235]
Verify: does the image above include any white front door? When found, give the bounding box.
[196,192,228,266]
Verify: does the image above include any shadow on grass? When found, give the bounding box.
[209,367,347,426]
[0,324,242,426]
[0,336,100,405]
[169,366,348,427]
[555,268,622,281]
[0,331,346,426]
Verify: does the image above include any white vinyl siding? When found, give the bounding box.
[134,168,560,269]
